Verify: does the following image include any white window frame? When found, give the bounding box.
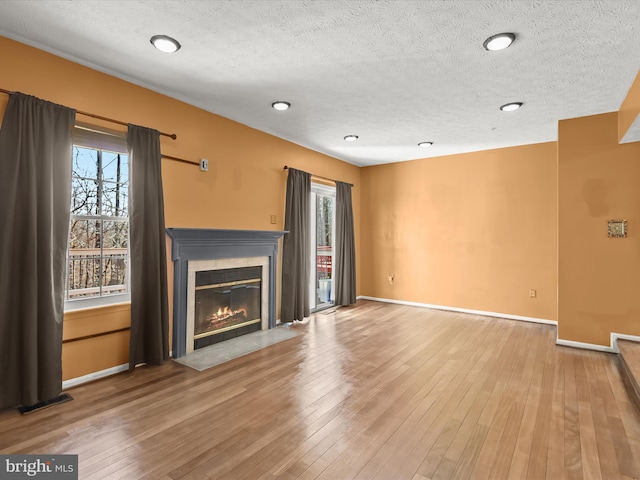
[309,182,336,312]
[64,125,131,311]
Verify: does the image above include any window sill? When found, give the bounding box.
[64,294,131,313]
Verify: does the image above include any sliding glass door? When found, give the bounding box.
[309,183,336,311]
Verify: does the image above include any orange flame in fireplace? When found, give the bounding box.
[208,306,247,324]
[214,306,246,317]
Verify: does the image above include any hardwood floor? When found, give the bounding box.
[1,300,639,479]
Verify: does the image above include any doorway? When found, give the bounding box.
[309,183,335,311]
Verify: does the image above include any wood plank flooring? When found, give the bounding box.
[1,300,640,479]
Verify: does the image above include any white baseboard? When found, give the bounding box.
[610,333,640,353]
[555,338,615,353]
[555,333,640,353]
[357,295,557,326]
[62,363,128,390]
[356,295,640,354]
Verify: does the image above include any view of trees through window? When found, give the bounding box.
[316,195,333,250]
[67,146,129,299]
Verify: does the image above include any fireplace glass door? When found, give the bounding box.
[194,266,261,348]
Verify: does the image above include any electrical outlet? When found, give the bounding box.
[388,274,394,284]
[270,215,277,224]
[529,289,537,298]
[199,158,208,171]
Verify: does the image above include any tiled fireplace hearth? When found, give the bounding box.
[167,228,286,358]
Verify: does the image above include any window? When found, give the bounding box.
[309,183,336,311]
[65,126,130,309]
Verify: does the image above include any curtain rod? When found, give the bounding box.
[163,154,199,166]
[1,87,199,166]
[0,87,177,139]
[283,166,353,187]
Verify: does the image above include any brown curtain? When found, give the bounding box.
[334,181,356,306]
[0,93,76,408]
[127,125,169,369]
[281,168,311,322]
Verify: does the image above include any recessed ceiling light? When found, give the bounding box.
[344,135,359,141]
[418,142,433,147]
[272,101,291,111]
[150,35,181,53]
[483,32,516,51]
[500,102,523,112]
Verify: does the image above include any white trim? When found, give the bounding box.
[73,123,128,152]
[357,295,557,326]
[62,363,128,390]
[610,332,640,353]
[555,338,614,353]
[309,191,317,309]
[64,298,130,313]
[311,182,336,197]
[553,333,640,353]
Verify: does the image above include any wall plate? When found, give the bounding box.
[608,219,627,238]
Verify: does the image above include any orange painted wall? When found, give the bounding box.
[360,142,558,321]
[62,304,130,380]
[4,32,637,381]
[0,36,360,380]
[558,112,640,345]
[619,70,640,142]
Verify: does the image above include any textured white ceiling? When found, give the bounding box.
[0,0,639,166]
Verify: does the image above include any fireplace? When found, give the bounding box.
[193,266,262,348]
[186,257,269,354]
[167,228,286,358]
